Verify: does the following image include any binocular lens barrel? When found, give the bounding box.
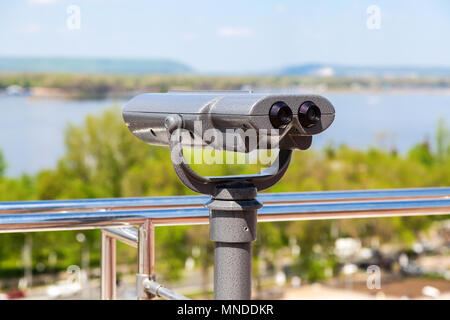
[269,102,293,128]
[298,101,321,128]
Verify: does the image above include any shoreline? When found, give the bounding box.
[1,73,449,100]
[1,86,450,101]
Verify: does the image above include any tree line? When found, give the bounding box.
[0,107,448,292]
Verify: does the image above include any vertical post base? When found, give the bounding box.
[214,242,252,299]
[206,183,262,300]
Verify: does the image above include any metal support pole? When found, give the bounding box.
[101,231,116,300]
[103,227,138,248]
[137,220,155,299]
[206,183,262,300]
[143,279,190,300]
[22,233,33,289]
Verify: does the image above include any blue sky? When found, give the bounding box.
[0,0,449,72]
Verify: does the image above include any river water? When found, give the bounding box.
[0,92,449,176]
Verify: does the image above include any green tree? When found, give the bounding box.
[1,106,449,286]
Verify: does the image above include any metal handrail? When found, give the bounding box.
[103,227,138,248]
[143,279,190,300]
[2,187,449,214]
[0,191,449,233]
[0,187,449,300]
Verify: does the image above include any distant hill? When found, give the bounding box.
[2,58,449,78]
[279,63,450,77]
[0,57,193,74]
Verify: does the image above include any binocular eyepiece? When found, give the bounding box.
[269,102,293,129]
[269,101,322,129]
[299,101,321,128]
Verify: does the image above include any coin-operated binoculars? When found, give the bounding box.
[123,91,335,299]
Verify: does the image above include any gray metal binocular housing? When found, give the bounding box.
[122,90,335,299]
[123,91,335,152]
[123,91,335,194]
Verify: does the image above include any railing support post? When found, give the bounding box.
[101,231,116,300]
[137,220,155,299]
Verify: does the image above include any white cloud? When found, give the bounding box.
[21,23,41,34]
[274,4,287,13]
[28,0,57,5]
[193,16,205,25]
[218,27,254,38]
[180,32,199,41]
